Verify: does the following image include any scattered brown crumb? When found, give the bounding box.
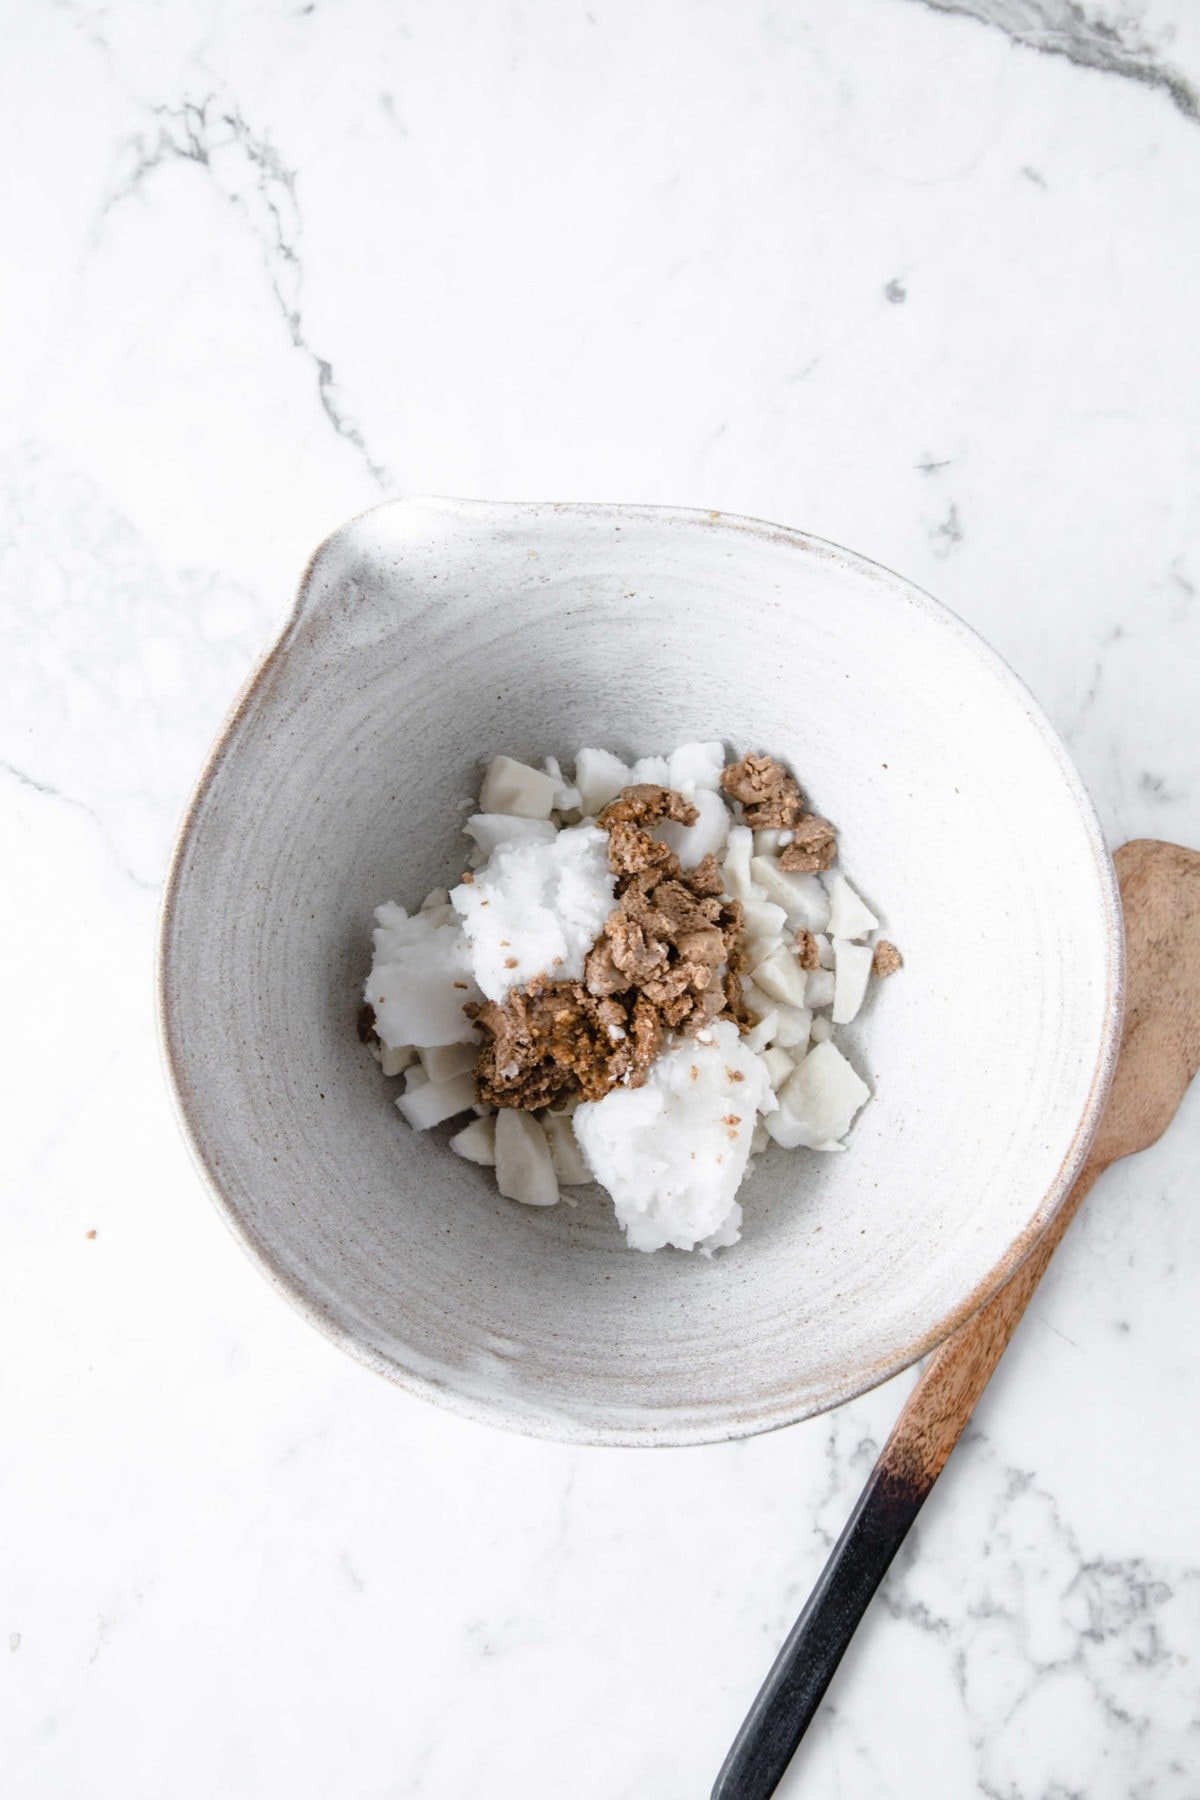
[794,928,821,970]
[605,820,679,877]
[720,1115,742,1127]
[504,956,518,969]
[779,815,837,873]
[598,784,698,831]
[872,939,903,978]
[86,1229,97,1240]
[726,1067,745,1082]
[720,754,806,828]
[452,981,468,990]
[460,870,475,884]
[725,963,754,1021]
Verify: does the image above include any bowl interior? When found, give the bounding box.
[160,500,1120,1444]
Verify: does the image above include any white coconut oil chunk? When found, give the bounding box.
[451,824,615,1002]
[573,1020,773,1253]
[365,903,482,1048]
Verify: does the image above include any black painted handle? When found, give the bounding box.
[711,1462,932,1800]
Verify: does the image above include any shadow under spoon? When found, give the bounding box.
[713,837,1200,1800]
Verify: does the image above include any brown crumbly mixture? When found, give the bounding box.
[600,783,698,832]
[794,928,822,971]
[872,939,903,978]
[720,754,838,870]
[469,978,663,1109]
[720,754,806,829]
[470,784,750,1111]
[779,815,837,873]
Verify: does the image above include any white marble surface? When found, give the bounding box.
[3,2,1199,1795]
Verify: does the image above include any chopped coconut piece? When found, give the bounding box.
[449,1116,497,1166]
[495,1109,559,1207]
[668,741,726,792]
[743,1009,780,1054]
[421,887,450,912]
[479,755,559,820]
[396,1071,477,1130]
[574,748,632,816]
[749,857,831,931]
[655,787,730,869]
[753,829,785,856]
[573,1020,772,1252]
[745,934,782,972]
[805,967,836,1011]
[543,1112,593,1185]
[721,825,754,901]
[742,896,789,941]
[810,1013,834,1044]
[365,904,482,1048]
[740,978,774,1022]
[379,1042,416,1077]
[752,946,809,1010]
[629,754,671,785]
[750,1119,771,1155]
[452,823,615,1002]
[541,755,582,813]
[760,1046,794,1091]
[418,1040,480,1083]
[832,939,874,1025]
[463,813,558,857]
[825,873,879,939]
[775,1041,870,1147]
[404,1064,428,1091]
[771,1003,812,1051]
[815,932,835,969]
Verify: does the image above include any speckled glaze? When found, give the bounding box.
[157,499,1122,1446]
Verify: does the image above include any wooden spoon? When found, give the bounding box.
[713,839,1200,1800]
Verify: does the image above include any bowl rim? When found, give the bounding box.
[157,496,1124,1446]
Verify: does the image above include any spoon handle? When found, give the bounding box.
[712,1155,1106,1800]
[709,1459,928,1800]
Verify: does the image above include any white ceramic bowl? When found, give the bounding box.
[159,500,1122,1445]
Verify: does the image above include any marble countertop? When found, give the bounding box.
[4,2,1199,1795]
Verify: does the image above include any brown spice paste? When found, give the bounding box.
[470,785,750,1111]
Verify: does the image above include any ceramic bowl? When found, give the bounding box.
[158,500,1122,1445]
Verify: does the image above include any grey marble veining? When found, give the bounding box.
[912,0,1200,126]
[2,2,1198,1796]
